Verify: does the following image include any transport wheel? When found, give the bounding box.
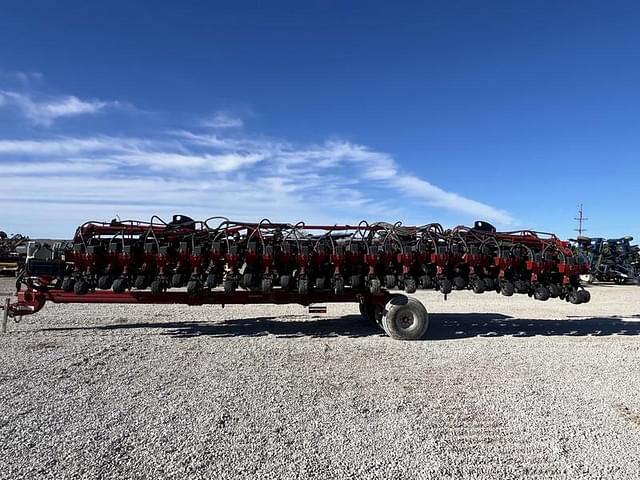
[112,278,128,293]
[533,285,550,301]
[577,290,591,303]
[315,276,325,290]
[187,280,201,294]
[206,273,218,289]
[369,278,381,295]
[333,277,344,295]
[439,278,452,295]
[351,274,362,289]
[280,275,290,290]
[566,290,580,304]
[150,279,164,294]
[385,274,396,289]
[404,278,417,294]
[381,296,429,340]
[73,279,89,295]
[134,275,148,290]
[548,284,561,298]
[501,281,515,297]
[420,275,433,289]
[261,278,273,293]
[472,278,486,294]
[62,277,76,292]
[359,302,383,329]
[453,276,466,290]
[223,279,235,294]
[97,275,112,290]
[298,277,309,295]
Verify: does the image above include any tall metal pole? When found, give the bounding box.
[574,204,588,237]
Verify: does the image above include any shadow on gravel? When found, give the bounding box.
[427,314,640,340]
[43,315,383,339]
[42,313,640,340]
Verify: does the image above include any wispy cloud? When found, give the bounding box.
[0,90,128,126]
[202,111,244,129]
[0,76,515,236]
[0,130,514,229]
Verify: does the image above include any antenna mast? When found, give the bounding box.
[574,204,588,236]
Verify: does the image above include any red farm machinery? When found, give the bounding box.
[2,215,591,340]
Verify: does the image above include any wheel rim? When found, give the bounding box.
[397,311,415,330]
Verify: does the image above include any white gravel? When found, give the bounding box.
[1,277,640,479]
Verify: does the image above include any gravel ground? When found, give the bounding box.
[1,277,640,479]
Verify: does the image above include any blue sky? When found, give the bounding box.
[1,1,639,239]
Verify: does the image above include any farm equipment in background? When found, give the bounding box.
[0,232,28,276]
[3,215,592,340]
[572,236,640,284]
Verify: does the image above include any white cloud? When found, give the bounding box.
[0,137,145,155]
[202,112,244,129]
[0,130,515,229]
[0,79,515,234]
[0,90,126,126]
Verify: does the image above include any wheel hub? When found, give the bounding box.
[398,312,414,329]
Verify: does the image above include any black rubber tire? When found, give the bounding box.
[351,274,362,289]
[566,290,580,304]
[439,278,453,295]
[369,278,381,295]
[62,277,76,292]
[223,279,235,294]
[381,296,429,340]
[501,281,515,297]
[488,278,500,291]
[385,274,396,289]
[472,278,486,294]
[333,277,344,295]
[134,275,148,290]
[112,278,127,293]
[533,285,550,301]
[298,278,309,295]
[577,290,591,304]
[150,279,164,294]
[171,273,185,288]
[548,284,562,298]
[242,272,254,290]
[404,278,417,294]
[187,280,201,294]
[420,275,434,289]
[206,274,218,289]
[453,276,466,290]
[513,280,528,294]
[73,279,89,295]
[261,278,272,293]
[97,275,112,290]
[280,275,291,290]
[315,276,325,290]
